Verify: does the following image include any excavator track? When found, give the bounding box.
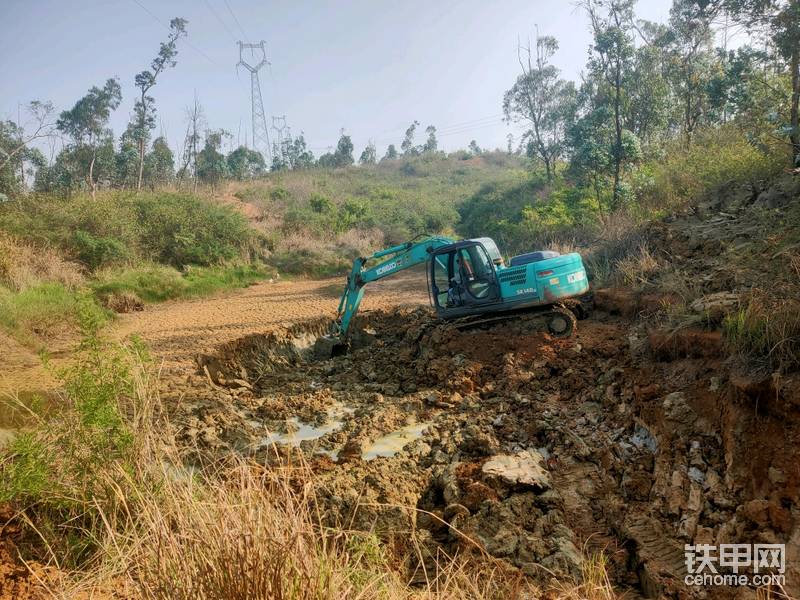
[446,303,579,338]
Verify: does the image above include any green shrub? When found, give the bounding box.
[0,192,257,272]
[0,321,140,566]
[641,125,783,210]
[309,192,334,213]
[73,230,129,269]
[270,186,290,201]
[134,193,253,267]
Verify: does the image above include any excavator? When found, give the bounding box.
[317,235,591,356]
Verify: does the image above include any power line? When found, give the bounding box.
[203,0,237,43]
[128,0,219,65]
[223,0,249,40]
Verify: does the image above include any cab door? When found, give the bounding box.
[455,243,499,307]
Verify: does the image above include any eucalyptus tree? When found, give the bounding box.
[130,18,187,190]
[503,33,576,180]
[56,78,122,198]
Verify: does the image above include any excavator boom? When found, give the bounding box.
[328,236,454,344]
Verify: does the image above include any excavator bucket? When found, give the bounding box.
[312,334,349,359]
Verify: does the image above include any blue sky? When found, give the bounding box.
[1,0,673,160]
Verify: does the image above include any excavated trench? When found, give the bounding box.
[184,305,800,598]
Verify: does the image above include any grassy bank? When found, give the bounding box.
[0,191,272,345]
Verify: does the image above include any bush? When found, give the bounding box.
[134,193,254,267]
[640,125,784,211]
[73,230,129,269]
[0,192,257,271]
[723,291,800,372]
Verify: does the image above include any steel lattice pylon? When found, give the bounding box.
[237,41,271,162]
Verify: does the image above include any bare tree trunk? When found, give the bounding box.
[88,149,97,200]
[791,46,800,167]
[612,61,623,210]
[137,138,146,191]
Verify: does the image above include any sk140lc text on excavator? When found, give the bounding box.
[317,235,591,356]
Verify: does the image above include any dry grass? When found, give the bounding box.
[724,289,800,372]
[614,245,662,289]
[0,232,84,292]
[552,553,617,600]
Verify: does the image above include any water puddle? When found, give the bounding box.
[259,402,352,448]
[362,422,429,460]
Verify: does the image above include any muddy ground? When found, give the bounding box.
[181,293,799,599]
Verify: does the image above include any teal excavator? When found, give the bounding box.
[317,235,591,356]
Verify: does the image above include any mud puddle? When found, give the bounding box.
[259,401,354,448]
[362,422,429,460]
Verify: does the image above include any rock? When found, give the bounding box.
[622,468,653,500]
[338,438,363,463]
[689,292,740,322]
[444,503,470,521]
[481,450,550,491]
[688,467,705,485]
[461,481,498,510]
[687,483,703,512]
[662,392,695,428]
[740,499,769,527]
[768,467,786,485]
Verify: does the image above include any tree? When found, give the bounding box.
[468,140,482,156]
[332,131,354,167]
[114,128,140,189]
[359,140,377,164]
[144,136,175,187]
[506,133,515,154]
[664,0,719,147]
[382,144,398,161]
[582,0,637,210]
[56,78,122,198]
[317,152,336,168]
[131,18,187,190]
[504,33,576,180]
[196,130,229,188]
[422,125,438,153]
[287,134,315,169]
[0,101,55,196]
[401,121,419,156]
[719,0,800,165]
[178,95,204,191]
[227,146,265,179]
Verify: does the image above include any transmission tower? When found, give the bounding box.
[271,115,288,148]
[237,41,271,161]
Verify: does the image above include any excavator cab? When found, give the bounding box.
[429,239,501,316]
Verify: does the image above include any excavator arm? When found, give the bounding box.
[330,236,454,342]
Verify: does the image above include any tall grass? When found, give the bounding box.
[0,283,108,345]
[723,290,800,372]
